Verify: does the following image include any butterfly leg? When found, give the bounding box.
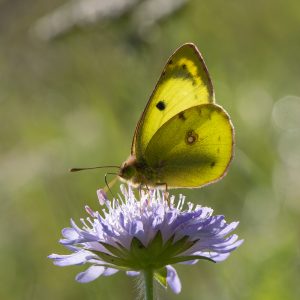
[145,183,150,193]
[138,185,142,198]
[155,182,169,202]
[137,184,148,200]
[144,183,152,204]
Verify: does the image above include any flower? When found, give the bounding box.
[49,185,243,294]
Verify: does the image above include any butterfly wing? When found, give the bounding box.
[143,104,234,188]
[132,43,215,160]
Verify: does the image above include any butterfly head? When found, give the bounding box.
[119,155,138,182]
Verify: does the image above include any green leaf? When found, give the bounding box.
[128,237,150,268]
[162,234,175,249]
[90,251,129,267]
[160,236,193,258]
[130,237,146,257]
[146,230,163,257]
[99,242,130,259]
[165,255,216,265]
[154,267,167,288]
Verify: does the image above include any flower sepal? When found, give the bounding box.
[154,268,167,288]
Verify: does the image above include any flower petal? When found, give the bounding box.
[126,271,140,276]
[62,227,80,240]
[210,252,230,262]
[103,268,119,276]
[76,265,105,283]
[217,221,239,237]
[194,251,231,262]
[48,250,91,266]
[166,265,181,294]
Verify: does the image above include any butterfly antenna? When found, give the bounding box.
[70,166,120,172]
[104,173,118,198]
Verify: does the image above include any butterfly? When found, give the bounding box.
[118,43,234,189]
[72,43,234,190]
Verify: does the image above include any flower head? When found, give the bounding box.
[49,185,243,294]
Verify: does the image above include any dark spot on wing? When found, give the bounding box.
[185,130,198,146]
[182,64,187,69]
[183,71,197,86]
[210,161,216,168]
[156,101,166,111]
[162,70,166,76]
[178,112,186,121]
[168,59,173,65]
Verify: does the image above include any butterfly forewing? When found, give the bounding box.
[132,43,215,160]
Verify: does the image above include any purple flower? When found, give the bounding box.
[49,185,243,294]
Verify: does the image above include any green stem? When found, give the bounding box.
[144,269,154,300]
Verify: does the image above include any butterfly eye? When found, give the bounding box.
[120,163,136,180]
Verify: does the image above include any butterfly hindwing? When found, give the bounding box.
[143,104,234,188]
[132,43,215,160]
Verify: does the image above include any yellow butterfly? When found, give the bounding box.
[73,43,234,189]
[119,43,234,189]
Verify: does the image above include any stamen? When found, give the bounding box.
[80,218,89,229]
[85,205,96,217]
[97,189,108,206]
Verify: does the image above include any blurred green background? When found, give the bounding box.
[1,0,300,299]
